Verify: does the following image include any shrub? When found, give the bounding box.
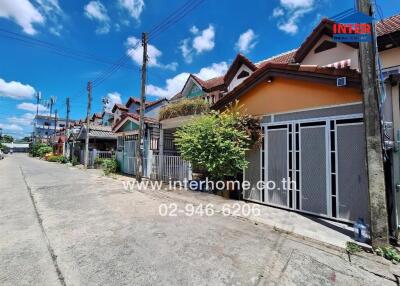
[46,155,61,162]
[101,158,119,175]
[94,157,104,168]
[57,155,68,164]
[376,246,400,264]
[38,145,53,158]
[71,157,79,166]
[30,142,49,157]
[346,242,362,254]
[159,98,209,121]
[175,110,254,180]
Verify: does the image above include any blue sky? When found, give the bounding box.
[0,0,398,138]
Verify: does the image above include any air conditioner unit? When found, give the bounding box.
[337,77,347,87]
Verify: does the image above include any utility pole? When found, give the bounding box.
[136,32,147,182]
[357,0,389,247]
[65,97,70,157]
[34,92,41,143]
[53,109,58,146]
[47,96,56,143]
[84,81,92,168]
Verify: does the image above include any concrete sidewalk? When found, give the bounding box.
[116,177,360,250]
[0,156,61,286]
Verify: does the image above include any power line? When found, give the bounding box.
[90,0,205,89]
[0,28,136,69]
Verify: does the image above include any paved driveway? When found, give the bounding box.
[0,154,397,285]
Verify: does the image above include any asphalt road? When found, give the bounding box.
[0,154,396,285]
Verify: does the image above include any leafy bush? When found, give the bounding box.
[38,145,53,158]
[175,110,253,179]
[71,157,79,166]
[159,98,209,121]
[94,157,104,168]
[101,158,119,175]
[376,246,400,264]
[46,155,61,162]
[30,142,49,157]
[57,155,68,164]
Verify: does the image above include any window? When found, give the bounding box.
[314,40,337,54]
[237,70,249,79]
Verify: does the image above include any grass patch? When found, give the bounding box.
[346,242,362,254]
[376,246,400,264]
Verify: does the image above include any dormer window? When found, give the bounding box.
[314,40,337,54]
[237,70,250,79]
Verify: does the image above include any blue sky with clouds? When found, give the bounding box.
[0,0,398,138]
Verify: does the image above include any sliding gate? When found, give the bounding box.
[248,115,369,223]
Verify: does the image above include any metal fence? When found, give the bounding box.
[150,155,191,182]
[80,150,115,168]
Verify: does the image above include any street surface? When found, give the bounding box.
[0,154,397,285]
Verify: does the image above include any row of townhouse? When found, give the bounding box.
[151,14,400,236]
[43,13,400,237]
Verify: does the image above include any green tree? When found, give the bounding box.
[1,135,14,143]
[175,110,257,179]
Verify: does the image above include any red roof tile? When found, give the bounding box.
[376,14,400,36]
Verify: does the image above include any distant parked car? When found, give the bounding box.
[0,150,4,160]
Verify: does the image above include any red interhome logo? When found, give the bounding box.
[332,11,373,43]
[333,23,371,35]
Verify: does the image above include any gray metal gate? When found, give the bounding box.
[250,114,368,223]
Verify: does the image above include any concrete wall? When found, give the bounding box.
[235,77,362,117]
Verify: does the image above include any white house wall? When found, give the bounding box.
[227,64,253,92]
[301,35,359,69]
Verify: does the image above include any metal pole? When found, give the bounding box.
[84,82,92,168]
[357,0,389,247]
[136,32,147,182]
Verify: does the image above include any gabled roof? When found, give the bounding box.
[112,103,128,113]
[224,53,258,84]
[92,112,103,120]
[212,63,361,110]
[293,18,358,63]
[126,96,141,108]
[135,98,168,113]
[112,112,159,132]
[77,124,117,140]
[293,14,400,63]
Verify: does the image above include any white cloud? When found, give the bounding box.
[179,25,216,63]
[7,113,35,126]
[146,61,228,99]
[126,36,178,70]
[196,62,228,80]
[104,91,122,111]
[235,29,258,53]
[0,78,35,100]
[17,102,48,112]
[273,0,315,35]
[280,0,314,9]
[118,0,144,22]
[190,25,199,34]
[193,25,215,54]
[84,1,110,34]
[179,38,193,64]
[35,0,64,36]
[272,7,284,17]
[0,0,44,35]
[146,72,190,99]
[0,123,23,132]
